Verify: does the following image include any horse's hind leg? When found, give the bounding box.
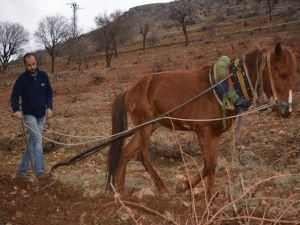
[117,133,140,194]
[138,125,169,193]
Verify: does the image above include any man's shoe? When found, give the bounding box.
[36,173,52,180]
[15,173,28,182]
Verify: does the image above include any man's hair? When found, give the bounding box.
[23,52,36,65]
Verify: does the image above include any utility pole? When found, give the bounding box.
[67,2,82,63]
[68,2,81,38]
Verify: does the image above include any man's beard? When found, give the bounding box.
[29,68,37,74]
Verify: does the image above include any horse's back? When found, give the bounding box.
[126,68,208,107]
[125,67,223,126]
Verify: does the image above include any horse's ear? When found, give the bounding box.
[275,43,283,57]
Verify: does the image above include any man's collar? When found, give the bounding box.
[25,68,39,76]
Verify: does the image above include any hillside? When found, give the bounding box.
[22,0,297,64]
[7,0,300,67]
[89,0,300,48]
[0,0,300,224]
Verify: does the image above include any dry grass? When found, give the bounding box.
[1,9,300,224]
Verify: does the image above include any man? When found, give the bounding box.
[11,52,53,178]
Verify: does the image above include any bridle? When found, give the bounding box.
[250,51,278,106]
[50,50,293,171]
[267,53,279,102]
[248,50,292,113]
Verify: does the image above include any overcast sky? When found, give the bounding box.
[0,0,173,50]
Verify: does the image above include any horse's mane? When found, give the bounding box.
[244,45,268,58]
[283,46,297,74]
[246,43,297,70]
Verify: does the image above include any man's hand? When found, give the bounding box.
[13,111,22,119]
[46,108,53,118]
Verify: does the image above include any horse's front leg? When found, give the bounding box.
[177,128,220,199]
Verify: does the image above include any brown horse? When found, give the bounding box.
[106,43,297,198]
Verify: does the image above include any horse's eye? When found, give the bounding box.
[279,73,287,79]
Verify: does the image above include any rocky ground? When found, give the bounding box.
[0,20,300,225]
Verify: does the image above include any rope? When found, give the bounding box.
[19,119,39,182]
[267,53,278,102]
[25,121,107,138]
[23,102,275,147]
[163,103,274,122]
[252,50,277,106]
[24,73,237,144]
[23,123,107,146]
[49,48,282,169]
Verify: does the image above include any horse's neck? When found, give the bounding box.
[244,48,267,86]
[244,48,269,103]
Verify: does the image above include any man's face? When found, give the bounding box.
[25,55,37,74]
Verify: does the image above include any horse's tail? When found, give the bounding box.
[106,92,128,191]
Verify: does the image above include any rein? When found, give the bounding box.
[50,74,234,172]
[24,102,273,146]
[252,51,278,105]
[50,50,279,172]
[267,53,278,102]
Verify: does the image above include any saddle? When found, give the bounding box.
[209,56,254,110]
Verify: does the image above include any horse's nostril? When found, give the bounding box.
[279,102,290,117]
[280,111,289,118]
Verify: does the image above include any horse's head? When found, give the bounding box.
[264,43,297,117]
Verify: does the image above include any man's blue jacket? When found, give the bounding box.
[11,69,53,118]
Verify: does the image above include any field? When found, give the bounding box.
[0,15,300,225]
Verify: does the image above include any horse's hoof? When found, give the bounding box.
[133,188,155,200]
[204,191,220,205]
[159,192,172,200]
[176,181,188,192]
[210,191,220,203]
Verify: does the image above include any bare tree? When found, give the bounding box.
[35,15,70,73]
[0,21,29,72]
[255,0,279,22]
[169,0,196,46]
[35,50,45,66]
[139,22,149,51]
[94,10,124,68]
[72,38,88,71]
[147,33,159,47]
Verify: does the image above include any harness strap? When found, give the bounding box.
[253,53,266,106]
[267,53,278,102]
[242,56,254,100]
[251,51,278,106]
[235,59,250,100]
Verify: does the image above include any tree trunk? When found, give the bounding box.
[114,47,118,58]
[2,58,10,72]
[142,35,146,51]
[182,25,189,46]
[78,61,82,72]
[2,62,9,72]
[106,51,112,68]
[1,56,9,72]
[51,54,55,73]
